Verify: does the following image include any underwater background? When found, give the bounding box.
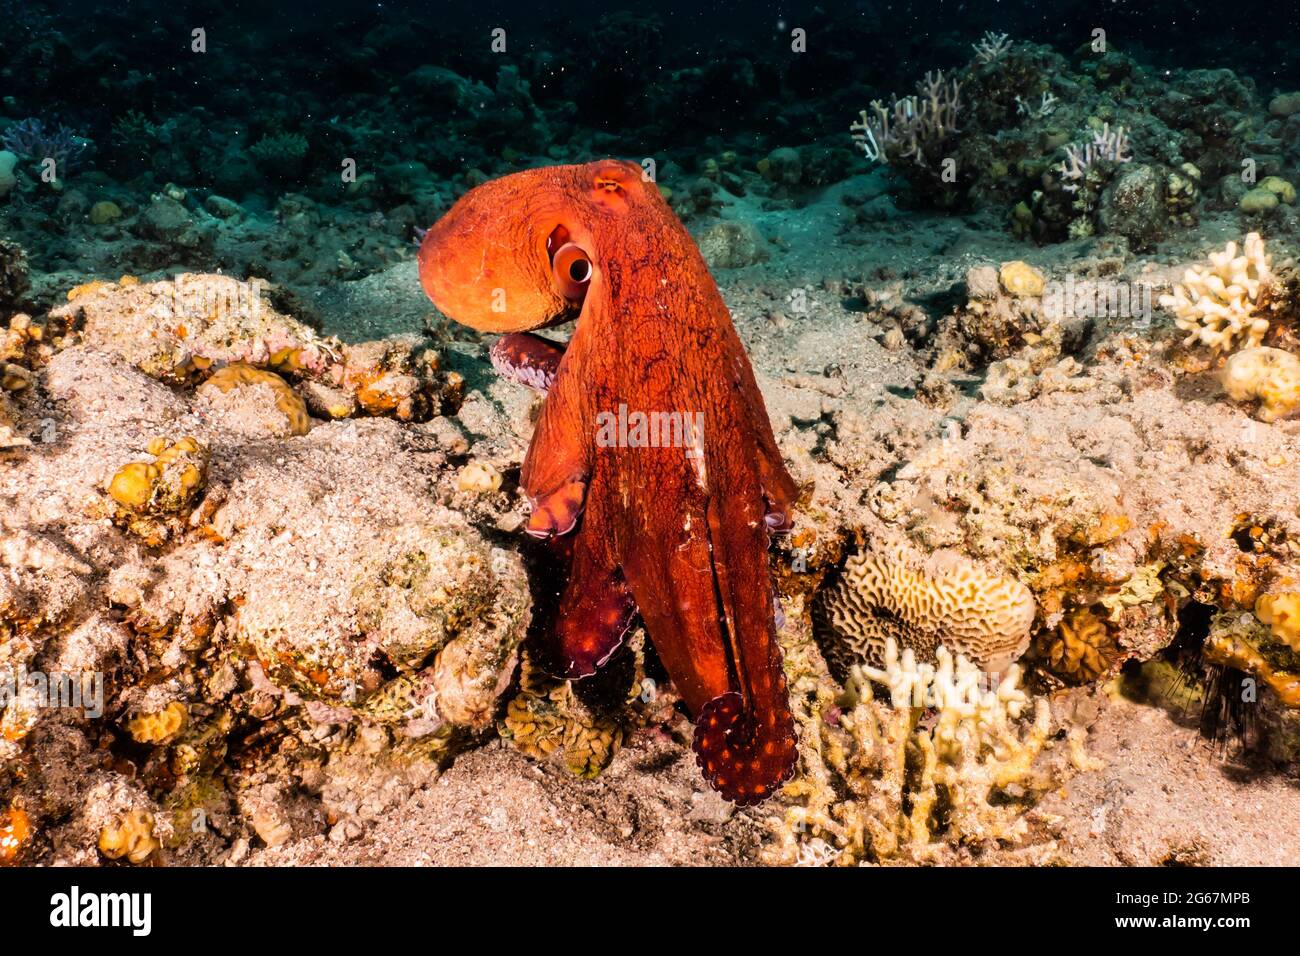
[4,0,1300,316]
[6,0,1300,869]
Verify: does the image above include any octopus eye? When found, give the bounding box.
[552,241,593,300]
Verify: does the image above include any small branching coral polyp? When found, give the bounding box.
[971,30,1013,64]
[1,118,89,175]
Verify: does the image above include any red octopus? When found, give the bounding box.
[418,160,797,804]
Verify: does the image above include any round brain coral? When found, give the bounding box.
[813,546,1037,675]
[998,260,1045,297]
[126,701,189,745]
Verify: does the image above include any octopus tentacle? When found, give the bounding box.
[725,336,799,527]
[525,479,586,538]
[519,334,592,539]
[620,525,733,712]
[537,532,636,678]
[690,493,797,805]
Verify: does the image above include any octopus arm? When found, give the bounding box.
[536,522,637,679]
[520,348,591,539]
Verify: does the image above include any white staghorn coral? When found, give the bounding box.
[1015,91,1058,119]
[1056,123,1132,191]
[1159,233,1274,353]
[858,639,1030,738]
[971,30,1013,64]
[851,71,961,166]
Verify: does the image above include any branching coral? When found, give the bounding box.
[1056,123,1132,192]
[851,71,961,166]
[814,545,1036,674]
[766,639,1055,865]
[248,132,309,177]
[1160,233,1274,353]
[971,30,1014,64]
[1015,91,1058,119]
[1,118,89,176]
[1221,346,1300,422]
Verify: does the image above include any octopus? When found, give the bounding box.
[418,160,797,805]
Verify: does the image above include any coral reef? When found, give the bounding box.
[4,7,1300,867]
[49,274,460,420]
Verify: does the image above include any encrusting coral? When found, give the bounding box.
[766,638,1057,865]
[1160,233,1274,353]
[1203,609,1300,708]
[1257,593,1300,652]
[499,650,634,779]
[1221,346,1300,422]
[97,810,161,865]
[814,545,1036,675]
[126,701,189,745]
[998,260,1045,297]
[197,363,312,437]
[0,804,31,864]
